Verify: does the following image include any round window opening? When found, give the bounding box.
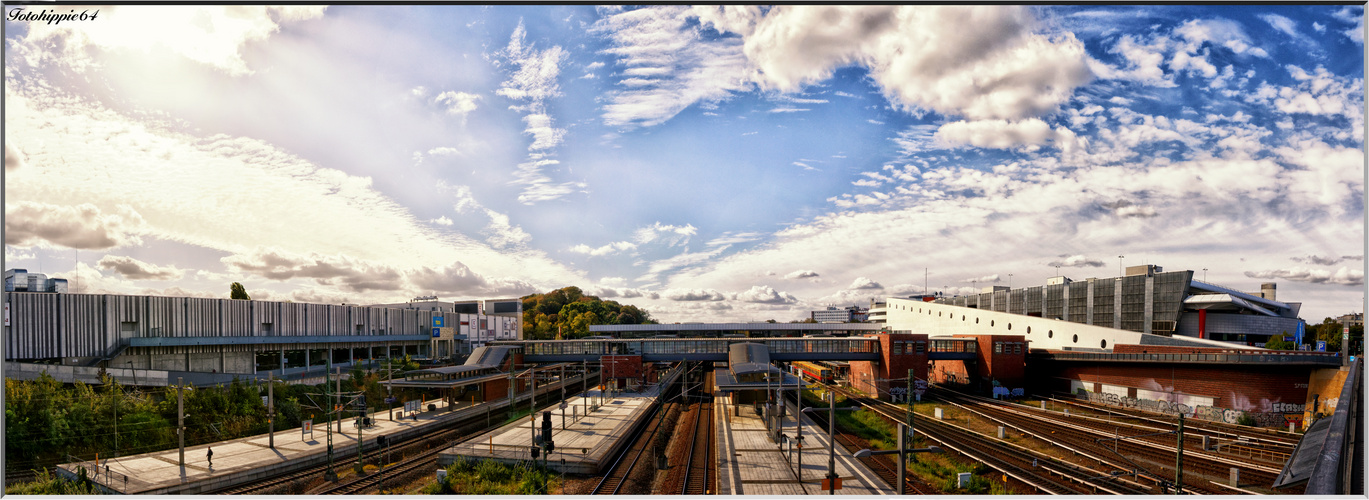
[1007,323,1012,331]
[975,318,980,324]
[962,315,966,321]
[1048,330,1053,338]
[1072,334,1079,343]
[1027,326,1032,334]
[1101,339,1108,349]
[990,320,995,327]
[938,311,942,317]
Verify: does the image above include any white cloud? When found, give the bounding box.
[593,6,752,128]
[849,277,883,289]
[1260,14,1299,39]
[1245,266,1363,286]
[5,202,146,250]
[665,288,727,301]
[98,255,184,280]
[935,119,1084,152]
[634,222,697,246]
[1332,7,1364,44]
[16,6,326,76]
[427,147,460,156]
[1291,255,1363,266]
[706,232,762,247]
[482,210,532,249]
[496,20,580,204]
[736,285,799,304]
[785,270,820,279]
[961,274,1001,284]
[736,6,1093,120]
[407,262,539,297]
[1313,22,1326,33]
[569,241,638,256]
[434,91,481,119]
[430,216,454,226]
[1048,254,1105,268]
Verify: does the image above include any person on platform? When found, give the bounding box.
[207,447,213,468]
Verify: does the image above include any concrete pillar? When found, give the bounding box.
[998,426,1005,439]
[1202,435,1211,451]
[934,408,943,420]
[1229,468,1240,487]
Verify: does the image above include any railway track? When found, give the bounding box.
[936,388,1297,494]
[827,386,1153,495]
[680,371,715,495]
[784,391,934,495]
[1038,394,1299,458]
[590,400,670,495]
[216,374,593,495]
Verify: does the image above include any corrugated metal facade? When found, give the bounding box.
[3,292,469,361]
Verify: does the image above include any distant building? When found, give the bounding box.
[931,264,1304,346]
[4,269,67,293]
[368,297,524,356]
[812,305,868,323]
[1337,312,1364,328]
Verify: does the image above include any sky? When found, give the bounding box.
[3,5,1365,324]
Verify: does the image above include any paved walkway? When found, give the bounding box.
[441,383,667,475]
[715,394,894,495]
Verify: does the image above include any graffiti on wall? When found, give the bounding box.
[1074,382,1303,428]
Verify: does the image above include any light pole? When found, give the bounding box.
[801,391,860,495]
[1118,255,1125,277]
[1202,268,1208,282]
[853,435,943,494]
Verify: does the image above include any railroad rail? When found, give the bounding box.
[680,370,715,495]
[783,391,934,495]
[1039,394,1301,449]
[590,400,670,495]
[828,386,1153,495]
[215,374,593,495]
[936,388,1297,494]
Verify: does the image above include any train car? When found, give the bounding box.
[791,360,833,384]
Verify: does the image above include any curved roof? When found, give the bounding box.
[728,342,777,376]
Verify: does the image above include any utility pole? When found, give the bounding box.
[325,361,335,482]
[268,373,275,449]
[508,367,516,420]
[828,390,836,495]
[336,366,343,435]
[1175,413,1185,494]
[530,365,537,448]
[903,369,915,495]
[796,364,804,483]
[177,377,184,473]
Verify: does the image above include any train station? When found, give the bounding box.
[10,279,1361,495]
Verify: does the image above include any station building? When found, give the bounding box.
[3,289,521,384]
[929,264,1305,345]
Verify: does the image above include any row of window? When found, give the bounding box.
[993,342,1024,355]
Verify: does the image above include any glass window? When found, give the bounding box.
[892,342,903,355]
[915,342,925,354]
[994,343,1003,354]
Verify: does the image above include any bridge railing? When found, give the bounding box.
[1033,351,1343,365]
[1306,357,1362,495]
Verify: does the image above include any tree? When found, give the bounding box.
[1263,336,1295,350]
[230,282,251,300]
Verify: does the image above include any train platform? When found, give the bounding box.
[714,394,894,495]
[54,373,587,495]
[439,365,682,475]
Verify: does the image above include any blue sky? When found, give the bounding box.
[4,5,1364,323]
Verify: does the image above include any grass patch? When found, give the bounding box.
[422,456,559,495]
[5,469,102,495]
[907,454,1013,495]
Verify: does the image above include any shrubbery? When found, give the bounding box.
[423,456,558,495]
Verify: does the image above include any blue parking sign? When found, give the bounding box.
[433,316,445,328]
[1317,340,1327,352]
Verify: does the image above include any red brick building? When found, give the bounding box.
[850,333,928,402]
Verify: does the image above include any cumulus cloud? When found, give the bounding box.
[5,202,146,250]
[1048,255,1106,268]
[1332,6,1364,44]
[407,262,538,297]
[429,216,454,226]
[222,248,403,292]
[935,119,1085,152]
[734,6,1092,120]
[15,6,326,76]
[785,269,820,279]
[736,285,799,304]
[434,91,481,119]
[1245,266,1364,286]
[97,255,185,280]
[665,288,727,301]
[849,277,883,289]
[481,210,532,249]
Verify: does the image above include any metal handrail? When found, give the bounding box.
[1306,357,1362,495]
